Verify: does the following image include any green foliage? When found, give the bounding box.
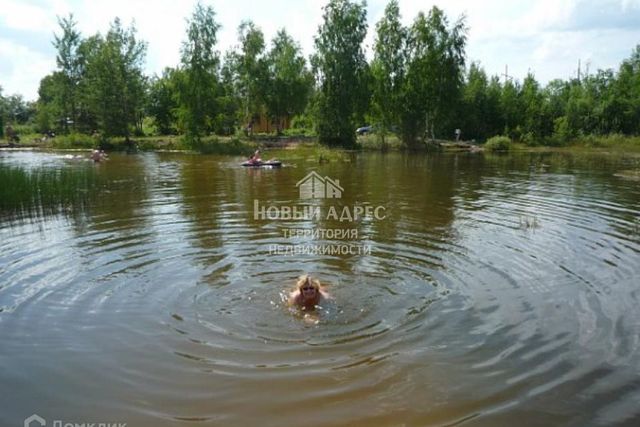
[0,91,35,128]
[82,19,147,139]
[313,0,369,147]
[11,123,38,136]
[291,114,314,130]
[371,0,406,140]
[216,51,241,135]
[500,80,523,139]
[132,136,184,151]
[147,68,179,135]
[35,100,55,133]
[42,15,146,138]
[456,44,640,146]
[357,133,403,150]
[48,133,96,149]
[177,2,221,144]
[17,3,640,151]
[400,6,467,147]
[0,85,4,137]
[52,14,82,133]
[552,116,572,145]
[521,73,549,138]
[485,135,511,151]
[0,165,101,218]
[316,146,351,162]
[188,135,254,155]
[284,113,316,136]
[234,21,268,128]
[459,63,503,141]
[264,29,313,134]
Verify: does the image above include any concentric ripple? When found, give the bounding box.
[1,150,639,426]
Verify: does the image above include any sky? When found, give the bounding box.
[1,0,640,101]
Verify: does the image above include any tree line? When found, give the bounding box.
[2,0,639,148]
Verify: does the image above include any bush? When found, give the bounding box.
[521,131,537,146]
[196,136,254,155]
[12,123,38,135]
[49,133,96,149]
[552,116,572,145]
[316,146,351,163]
[484,135,511,152]
[291,114,313,130]
[286,114,316,137]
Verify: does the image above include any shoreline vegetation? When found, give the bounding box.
[2,0,640,157]
[2,132,640,158]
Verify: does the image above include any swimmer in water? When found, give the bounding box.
[90,149,108,162]
[288,274,330,310]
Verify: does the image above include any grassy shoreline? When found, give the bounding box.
[2,132,640,156]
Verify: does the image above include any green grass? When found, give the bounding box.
[49,133,97,149]
[0,133,256,154]
[316,146,352,163]
[357,134,403,151]
[484,135,512,152]
[264,142,353,163]
[515,135,640,155]
[6,130,640,155]
[194,136,255,155]
[570,134,640,152]
[0,165,101,219]
[114,134,255,155]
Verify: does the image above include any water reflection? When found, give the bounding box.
[0,150,639,426]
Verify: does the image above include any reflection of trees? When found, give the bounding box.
[232,153,463,273]
[352,153,458,239]
[179,156,225,250]
[61,155,154,280]
[82,155,150,236]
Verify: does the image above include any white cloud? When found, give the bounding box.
[0,39,55,98]
[1,0,639,100]
[0,0,55,31]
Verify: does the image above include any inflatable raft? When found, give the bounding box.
[241,160,282,168]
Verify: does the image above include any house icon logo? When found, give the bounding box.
[296,171,343,199]
[24,414,46,427]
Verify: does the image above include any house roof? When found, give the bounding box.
[296,171,344,192]
[324,177,344,191]
[296,171,325,187]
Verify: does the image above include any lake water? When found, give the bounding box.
[1,149,639,426]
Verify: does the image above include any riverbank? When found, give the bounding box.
[357,134,640,155]
[2,132,640,157]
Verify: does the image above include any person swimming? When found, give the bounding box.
[288,274,330,310]
[90,149,108,162]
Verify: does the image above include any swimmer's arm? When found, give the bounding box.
[320,290,332,300]
[288,291,301,306]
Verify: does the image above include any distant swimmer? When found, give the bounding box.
[288,274,331,310]
[90,149,108,162]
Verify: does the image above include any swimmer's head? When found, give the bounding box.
[297,274,320,301]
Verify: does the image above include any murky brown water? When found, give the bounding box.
[1,149,639,426]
